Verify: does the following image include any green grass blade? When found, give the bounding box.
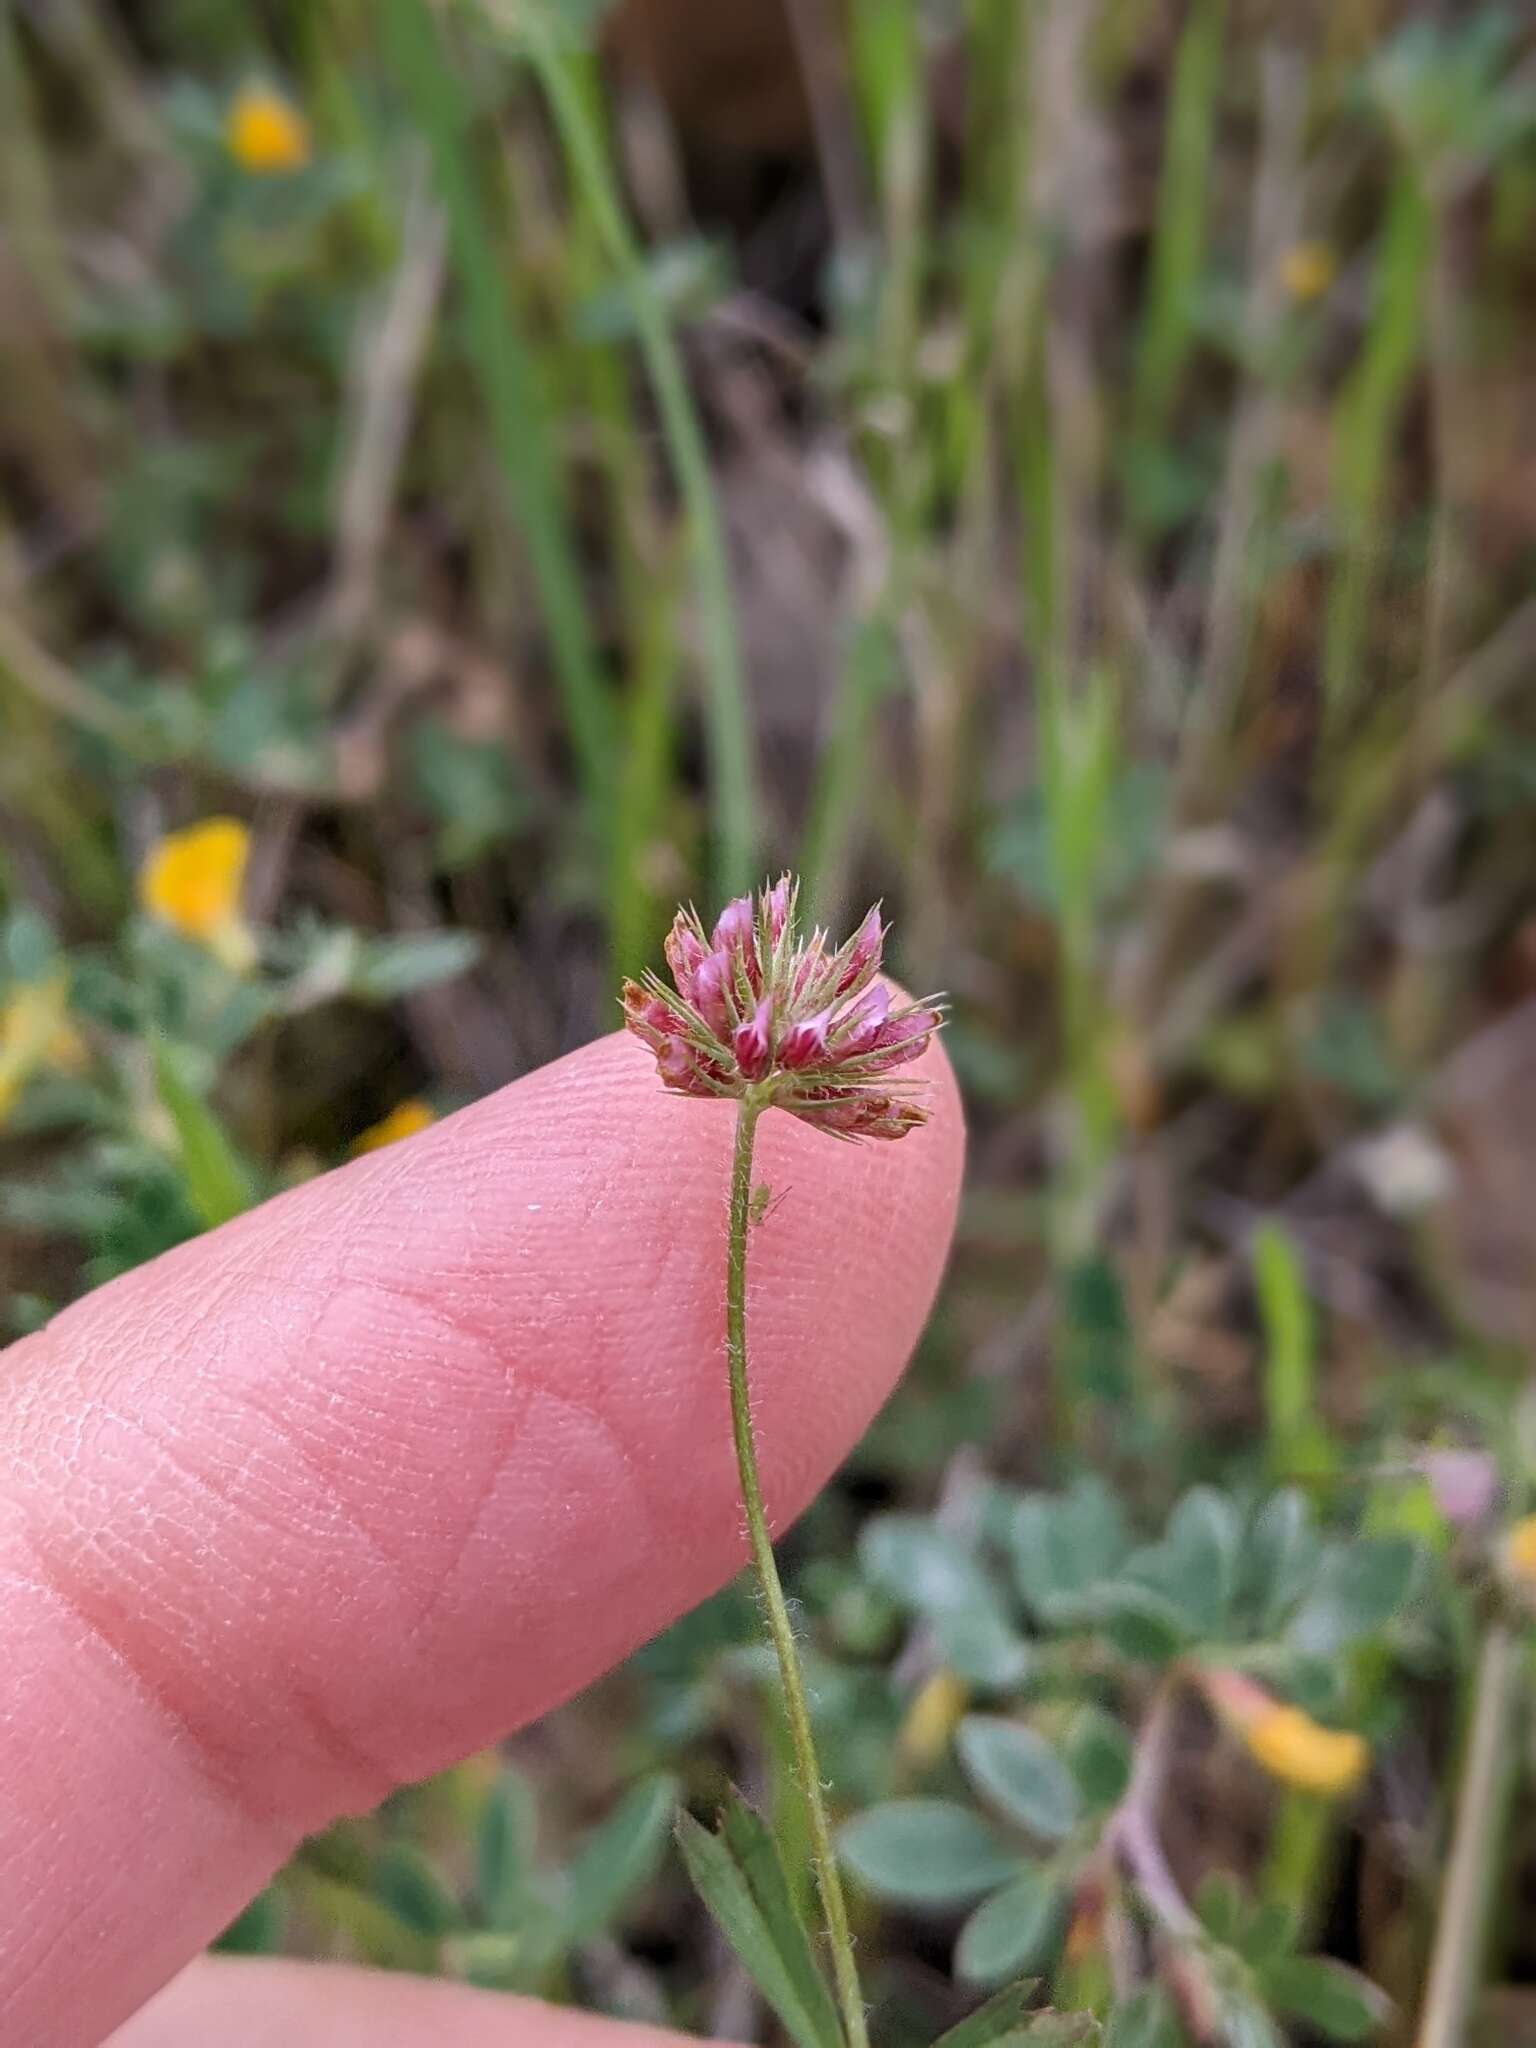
[1321,166,1432,732]
[521,21,758,897]
[1253,1220,1335,1482]
[718,1790,845,2048]
[1129,0,1225,462]
[151,1039,256,1230]
[608,559,682,982]
[380,0,614,835]
[675,1809,845,2048]
[929,1978,1043,2048]
[799,615,901,925]
[564,1772,679,1942]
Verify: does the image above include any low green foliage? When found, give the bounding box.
[4,0,1536,2038]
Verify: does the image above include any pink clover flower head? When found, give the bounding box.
[621,873,943,1140]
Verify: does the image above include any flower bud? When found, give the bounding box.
[864,1006,942,1070]
[835,906,883,995]
[664,914,709,997]
[712,895,756,958]
[656,1038,710,1096]
[789,932,826,1002]
[640,996,683,1037]
[779,1006,833,1070]
[763,873,793,946]
[733,996,775,1081]
[620,980,669,1049]
[692,952,732,1035]
[838,983,891,1054]
[713,894,764,995]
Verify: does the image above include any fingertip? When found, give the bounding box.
[2,1022,963,2046]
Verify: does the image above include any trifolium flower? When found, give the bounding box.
[622,875,943,1140]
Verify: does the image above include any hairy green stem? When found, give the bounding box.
[727,1094,869,2048]
[1415,1619,1522,2048]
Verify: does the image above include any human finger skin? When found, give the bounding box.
[108,1954,711,2048]
[1,1027,962,2046]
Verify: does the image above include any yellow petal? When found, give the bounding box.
[351,1098,436,1156]
[226,86,311,175]
[140,817,253,952]
[896,1668,969,1768]
[1244,1705,1368,1797]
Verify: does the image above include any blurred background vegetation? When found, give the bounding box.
[4,0,1536,2041]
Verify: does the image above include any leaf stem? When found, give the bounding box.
[727,1093,869,2048]
[1105,1680,1198,1940]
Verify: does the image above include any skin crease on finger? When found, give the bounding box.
[0,1026,963,2048]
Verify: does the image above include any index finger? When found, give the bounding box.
[1,1027,962,2047]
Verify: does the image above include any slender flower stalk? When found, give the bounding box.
[624,876,943,2048]
[727,1091,868,2048]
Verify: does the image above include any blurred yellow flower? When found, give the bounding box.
[896,1667,969,1768]
[1502,1515,1536,1585]
[0,975,86,1127]
[1279,241,1337,304]
[226,85,311,175]
[140,817,257,973]
[1244,1705,1368,1797]
[352,1098,436,1156]
[1201,1667,1368,1798]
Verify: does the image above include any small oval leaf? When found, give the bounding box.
[957,1718,1080,1841]
[1262,1956,1390,2041]
[838,1800,1019,1907]
[954,1867,1064,1985]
